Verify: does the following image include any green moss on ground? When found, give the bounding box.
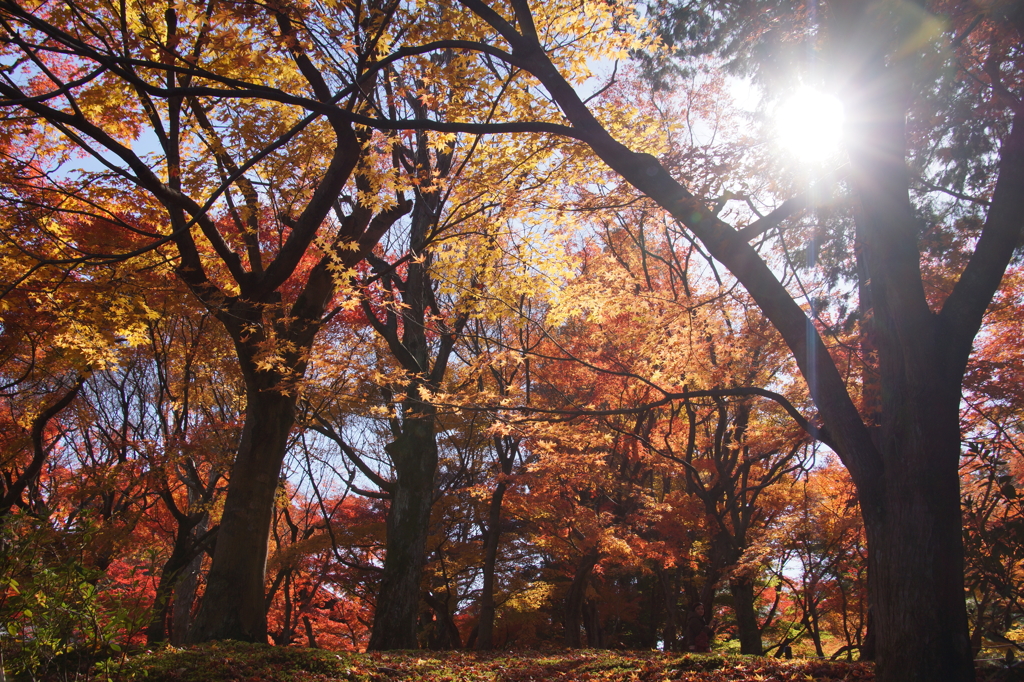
[77,644,881,682]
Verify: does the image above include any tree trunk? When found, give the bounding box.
[860,605,876,661]
[583,599,603,648]
[367,416,439,650]
[564,550,599,648]
[187,386,296,643]
[303,615,318,648]
[842,34,977,675]
[657,567,678,651]
[476,479,507,651]
[642,572,661,650]
[171,521,206,645]
[860,389,973,681]
[424,592,462,650]
[146,518,202,644]
[805,609,824,658]
[729,578,762,655]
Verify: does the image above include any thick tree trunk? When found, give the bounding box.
[865,494,970,674]
[842,34,977,676]
[860,385,973,681]
[581,598,602,647]
[859,606,876,661]
[729,578,762,655]
[583,599,603,648]
[187,386,296,643]
[367,417,439,650]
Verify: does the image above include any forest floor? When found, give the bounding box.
[45,640,1024,682]
[80,641,880,681]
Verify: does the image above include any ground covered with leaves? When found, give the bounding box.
[23,641,1017,682]
[69,641,884,682]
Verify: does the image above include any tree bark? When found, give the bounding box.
[564,549,599,648]
[170,521,206,645]
[861,392,972,680]
[729,578,762,655]
[583,599,603,648]
[366,416,439,649]
[361,136,463,647]
[145,516,203,644]
[476,478,507,651]
[476,434,519,650]
[187,386,296,642]
[657,567,678,651]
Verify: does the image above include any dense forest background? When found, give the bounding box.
[0,0,1021,680]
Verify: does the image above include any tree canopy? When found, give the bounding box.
[1,0,1022,681]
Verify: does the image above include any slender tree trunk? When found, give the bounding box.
[658,567,678,651]
[171,516,207,645]
[805,610,824,658]
[643,572,660,650]
[476,479,507,651]
[367,416,439,650]
[969,592,991,657]
[564,550,599,648]
[279,573,295,646]
[187,386,296,643]
[303,616,318,648]
[729,578,762,655]
[146,520,202,644]
[424,592,462,650]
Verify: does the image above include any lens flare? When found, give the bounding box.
[775,87,845,163]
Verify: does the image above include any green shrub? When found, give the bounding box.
[0,516,133,680]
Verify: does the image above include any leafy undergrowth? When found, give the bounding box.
[73,642,882,682]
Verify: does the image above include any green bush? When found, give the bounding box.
[0,516,133,680]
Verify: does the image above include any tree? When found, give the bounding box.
[384,1,1024,678]
[959,271,1024,652]
[0,0,414,642]
[777,458,868,659]
[2,0,1021,674]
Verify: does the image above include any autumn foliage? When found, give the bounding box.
[0,0,1023,680]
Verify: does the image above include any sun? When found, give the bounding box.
[774,87,845,164]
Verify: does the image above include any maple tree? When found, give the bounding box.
[2,0,1024,675]
[0,0,420,644]
[775,458,869,659]
[459,315,536,651]
[958,268,1024,655]
[519,252,808,654]
[364,1,1024,679]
